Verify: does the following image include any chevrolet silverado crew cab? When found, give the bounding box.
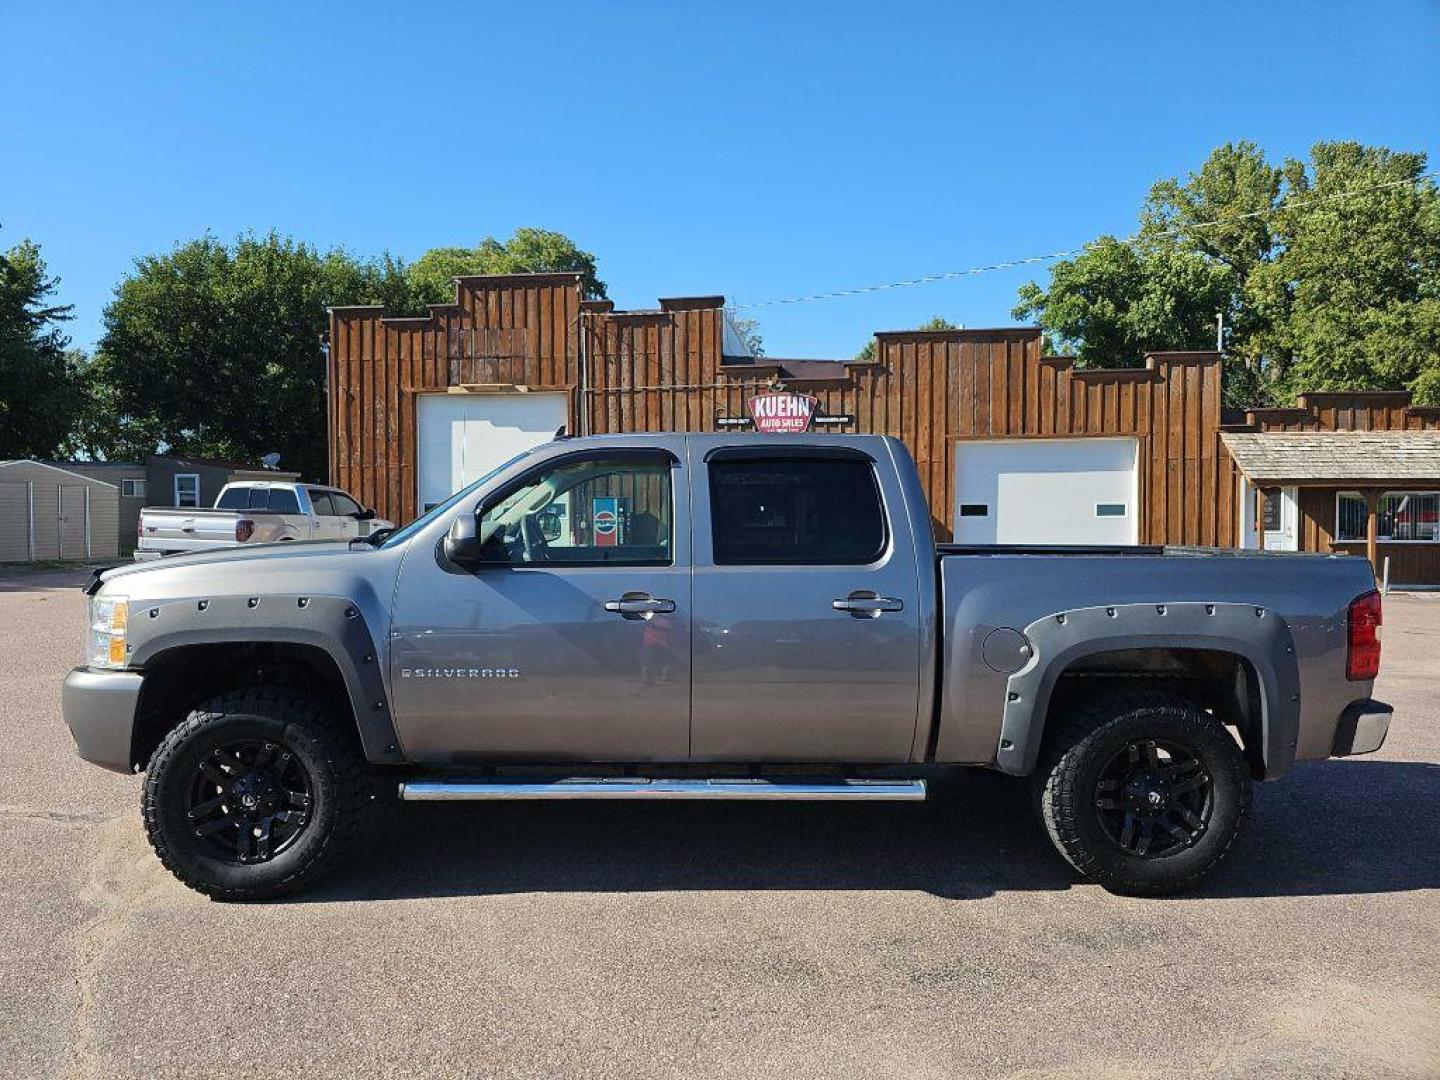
[63,434,1393,901]
[135,481,392,560]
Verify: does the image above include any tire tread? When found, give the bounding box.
[141,686,367,901]
[1036,689,1251,896]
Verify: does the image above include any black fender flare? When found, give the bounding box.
[997,601,1301,779]
[125,593,405,765]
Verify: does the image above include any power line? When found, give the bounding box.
[733,171,1438,311]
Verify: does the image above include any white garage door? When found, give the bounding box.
[954,437,1139,545]
[417,393,569,511]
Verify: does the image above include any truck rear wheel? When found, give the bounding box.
[1036,691,1250,896]
[141,688,366,901]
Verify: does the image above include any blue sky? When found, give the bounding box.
[3,1,1437,359]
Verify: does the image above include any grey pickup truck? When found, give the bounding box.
[63,434,1392,901]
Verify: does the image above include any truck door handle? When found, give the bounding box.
[604,595,676,618]
[832,593,904,617]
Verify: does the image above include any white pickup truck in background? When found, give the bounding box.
[134,482,392,560]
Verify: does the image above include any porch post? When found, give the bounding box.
[1364,490,1381,577]
[1254,487,1268,546]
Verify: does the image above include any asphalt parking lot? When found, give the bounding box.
[1,567,1437,1079]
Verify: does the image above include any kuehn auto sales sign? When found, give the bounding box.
[748,391,817,433]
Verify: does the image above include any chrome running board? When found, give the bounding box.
[398,777,927,802]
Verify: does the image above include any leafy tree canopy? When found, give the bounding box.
[0,235,87,459]
[1014,141,1440,406]
[93,232,407,478]
[404,228,606,308]
[91,227,605,478]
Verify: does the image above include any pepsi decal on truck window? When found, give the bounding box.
[748,391,818,433]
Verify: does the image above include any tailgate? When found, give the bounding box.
[138,509,241,552]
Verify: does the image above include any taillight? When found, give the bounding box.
[236,519,255,543]
[1346,590,1382,681]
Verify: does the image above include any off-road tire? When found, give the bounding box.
[142,687,367,901]
[1035,690,1251,896]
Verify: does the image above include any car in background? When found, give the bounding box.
[134,482,391,559]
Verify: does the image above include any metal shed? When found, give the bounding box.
[0,460,120,563]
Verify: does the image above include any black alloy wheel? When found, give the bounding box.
[186,739,315,865]
[1093,738,1213,858]
[143,687,366,901]
[1034,690,1251,896]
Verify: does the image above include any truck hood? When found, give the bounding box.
[94,540,375,590]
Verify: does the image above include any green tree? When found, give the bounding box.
[0,236,86,459]
[1250,143,1440,402]
[854,315,960,362]
[1013,238,1231,366]
[404,227,606,307]
[93,232,406,479]
[1014,140,1440,406]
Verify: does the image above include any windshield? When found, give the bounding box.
[374,447,541,549]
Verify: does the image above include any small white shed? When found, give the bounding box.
[0,460,120,562]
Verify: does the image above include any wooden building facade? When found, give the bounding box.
[327,272,1440,583]
[1223,393,1440,587]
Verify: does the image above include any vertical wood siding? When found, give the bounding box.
[329,274,582,525]
[329,277,1233,547]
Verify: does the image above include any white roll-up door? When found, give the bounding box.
[954,437,1139,544]
[417,393,569,511]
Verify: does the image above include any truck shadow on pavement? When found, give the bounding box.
[300,759,1440,903]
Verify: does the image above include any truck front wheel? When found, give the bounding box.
[1036,691,1251,896]
[141,688,366,901]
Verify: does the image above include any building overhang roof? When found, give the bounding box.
[1221,430,1440,486]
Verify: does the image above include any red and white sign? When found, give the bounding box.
[748,391,817,434]
[592,496,620,547]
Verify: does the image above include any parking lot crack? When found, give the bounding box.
[0,804,117,824]
[61,815,158,1080]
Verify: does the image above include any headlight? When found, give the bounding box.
[88,594,130,669]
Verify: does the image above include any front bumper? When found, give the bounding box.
[1331,699,1393,757]
[61,667,144,773]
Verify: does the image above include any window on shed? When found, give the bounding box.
[174,474,200,508]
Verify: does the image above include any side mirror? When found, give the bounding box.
[356,507,376,521]
[443,514,482,565]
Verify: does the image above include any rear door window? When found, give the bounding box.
[268,488,301,514]
[708,457,887,565]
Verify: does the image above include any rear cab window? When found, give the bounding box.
[215,486,252,510]
[707,451,888,565]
